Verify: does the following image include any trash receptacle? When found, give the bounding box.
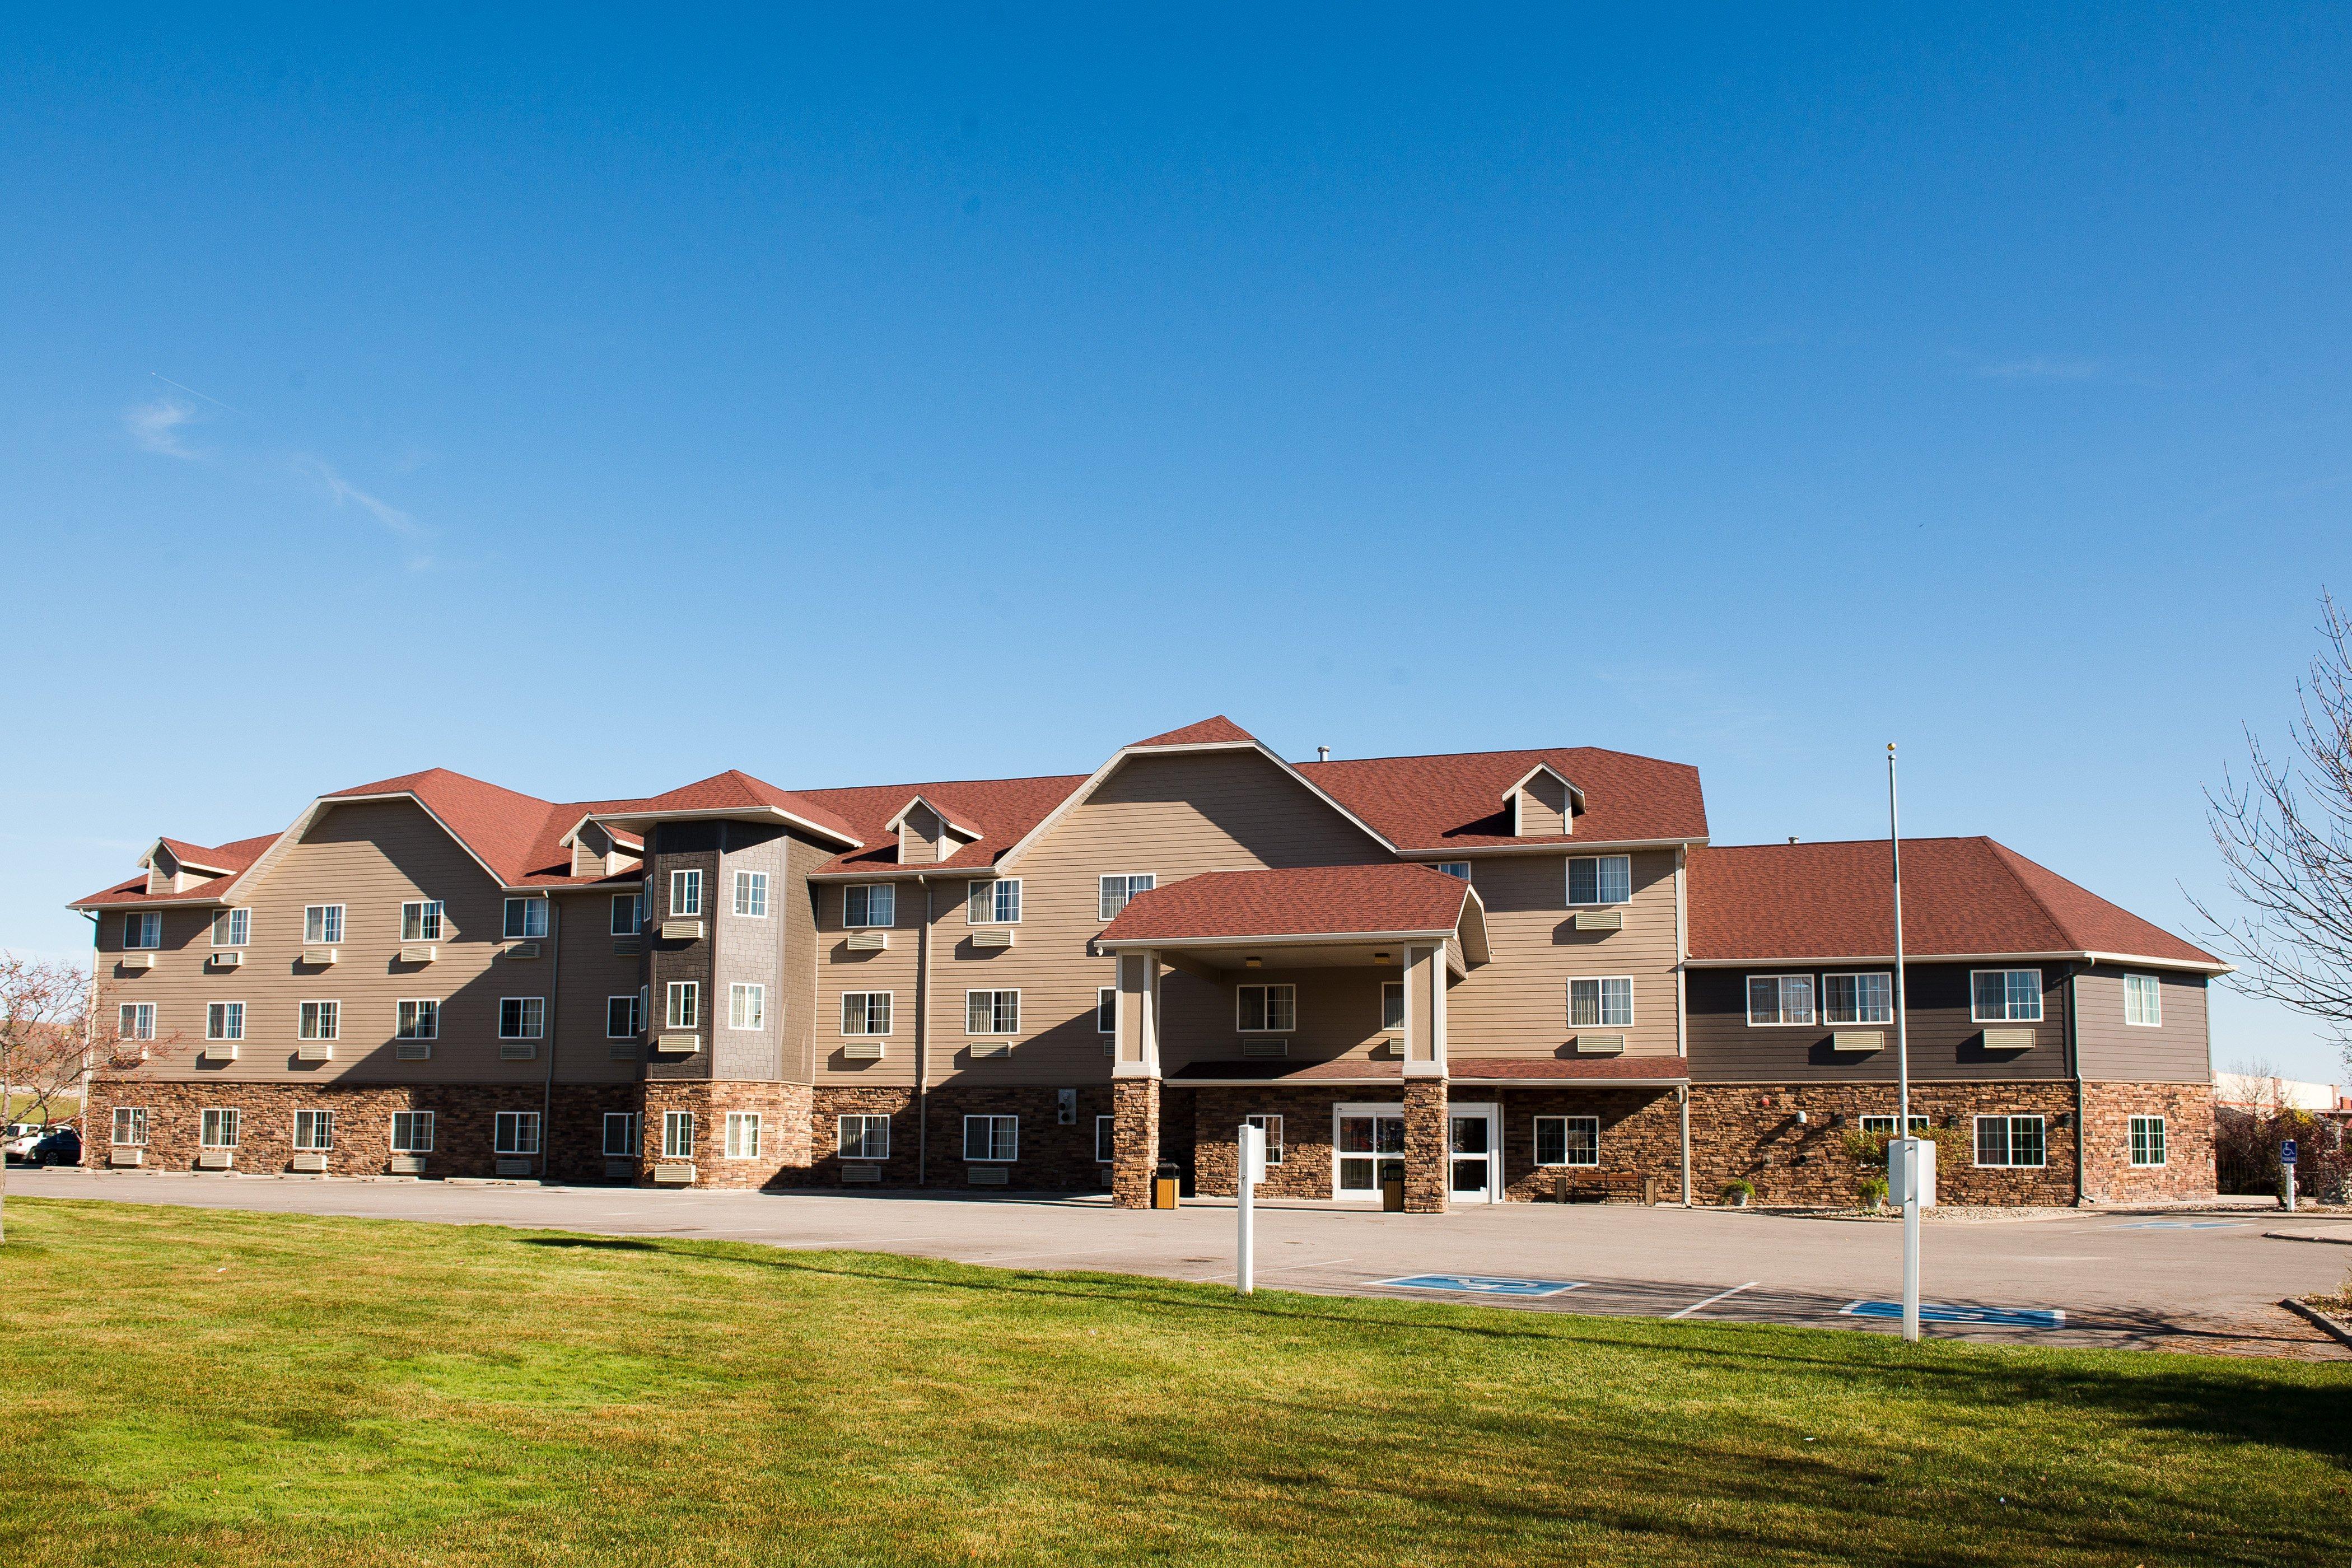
[1152,1161,1179,1211]
[1381,1174,1406,1212]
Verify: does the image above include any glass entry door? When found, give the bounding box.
[1335,1108,1406,1199]
[1450,1103,1500,1203]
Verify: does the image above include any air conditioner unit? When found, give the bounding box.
[1832,1030,1886,1053]
[846,930,888,951]
[389,1155,427,1175]
[660,919,704,940]
[395,1042,432,1061]
[652,1162,696,1185]
[196,1150,235,1169]
[199,1043,239,1063]
[970,927,1015,949]
[654,1033,701,1056]
[209,950,245,968]
[109,1147,144,1167]
[842,1039,885,1061]
[300,946,338,966]
[295,1043,333,1063]
[120,953,155,970]
[841,1163,883,1183]
[498,1042,536,1060]
[1574,1033,1627,1055]
[398,944,437,964]
[494,1158,535,1177]
[1981,1028,2035,1052]
[504,942,540,960]
[290,1152,328,1173]
[1240,1038,1290,1057]
[1572,910,1623,933]
[968,1166,1010,1185]
[969,1038,1012,1059]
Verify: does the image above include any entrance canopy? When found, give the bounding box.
[1095,864,1490,974]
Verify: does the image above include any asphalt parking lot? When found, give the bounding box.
[21,1166,2351,1355]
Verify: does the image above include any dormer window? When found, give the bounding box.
[1501,763,1580,837]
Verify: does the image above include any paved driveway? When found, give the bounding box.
[20,1167,2350,1355]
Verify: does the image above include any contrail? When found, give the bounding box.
[149,372,245,416]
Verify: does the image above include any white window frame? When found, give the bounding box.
[966,988,1020,1035]
[1380,981,1405,1033]
[729,983,766,1031]
[1332,1101,1408,1201]
[963,1114,1018,1163]
[1245,1113,1285,1166]
[839,1114,891,1162]
[1095,1114,1116,1164]
[1746,974,1816,1026]
[298,1000,340,1041]
[610,893,641,936]
[1820,972,1893,1026]
[734,870,769,918]
[666,981,699,1032]
[1097,873,1156,922]
[1096,986,1117,1035]
[2129,1115,2167,1167]
[1569,976,1634,1029]
[967,878,1021,925]
[400,900,444,942]
[841,992,893,1035]
[1433,861,1471,881]
[502,897,549,940]
[1236,984,1296,1033]
[662,1110,694,1160]
[292,1109,334,1152]
[670,869,703,918]
[1534,1115,1599,1168]
[496,1111,542,1156]
[2123,973,2163,1028]
[396,998,439,1040]
[1970,969,2045,1024]
[390,1110,435,1154]
[304,904,345,945]
[1973,1114,2047,1169]
[206,1001,245,1041]
[603,1112,640,1158]
[112,1107,149,1146]
[200,1107,240,1149]
[844,884,895,928]
[498,997,546,1039]
[118,1002,155,1041]
[123,911,162,949]
[606,994,642,1038]
[725,1111,763,1160]
[1566,854,1632,907]
[1859,1114,1930,1137]
[211,907,251,948]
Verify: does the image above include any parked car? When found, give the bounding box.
[2,1125,45,1163]
[26,1127,80,1166]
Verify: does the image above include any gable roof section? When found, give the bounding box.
[1303,747,1706,851]
[883,793,986,841]
[1096,863,1480,947]
[76,833,277,907]
[153,837,239,875]
[1132,715,1257,748]
[1686,837,2223,970]
[802,773,1088,876]
[1500,761,1586,812]
[589,770,862,848]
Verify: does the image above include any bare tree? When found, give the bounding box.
[2192,592,2352,1070]
[0,953,96,1244]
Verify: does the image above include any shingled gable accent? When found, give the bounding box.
[1094,864,1488,964]
[990,717,1399,872]
[148,837,237,877]
[587,769,863,849]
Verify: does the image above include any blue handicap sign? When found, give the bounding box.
[1375,1274,1584,1298]
[1843,1300,2064,1330]
[2283,1140,2298,1164]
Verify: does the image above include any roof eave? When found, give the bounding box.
[1097,927,1459,951]
[1682,950,2232,975]
[590,804,862,851]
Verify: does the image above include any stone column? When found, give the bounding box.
[1403,1077,1450,1214]
[1111,1076,1161,1210]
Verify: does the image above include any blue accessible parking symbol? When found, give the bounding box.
[1375,1275,1585,1298]
[1842,1300,2064,1330]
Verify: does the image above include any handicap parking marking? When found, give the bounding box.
[1374,1273,1585,1298]
[2107,1221,2247,1231]
[1841,1300,2064,1329]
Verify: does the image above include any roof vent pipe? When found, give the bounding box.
[1788,836,1799,844]
[1317,746,1331,763]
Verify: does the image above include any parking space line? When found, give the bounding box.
[1666,1281,1760,1319]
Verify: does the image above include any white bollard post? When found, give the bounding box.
[1237,1123,1263,1296]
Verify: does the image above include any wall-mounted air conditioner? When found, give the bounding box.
[504,942,540,960]
[652,1162,695,1185]
[398,944,437,964]
[1981,1028,2034,1051]
[295,1043,333,1063]
[120,953,155,970]
[660,919,704,940]
[291,1152,328,1173]
[109,1147,144,1167]
[846,930,888,951]
[654,1033,701,1056]
[1572,910,1623,933]
[968,1166,1010,1185]
[209,950,244,968]
[494,1158,535,1177]
[969,1038,1012,1059]
[389,1155,427,1175]
[1574,1033,1627,1055]
[196,1150,235,1169]
[199,1043,239,1063]
[1831,1031,1886,1053]
[970,928,1014,949]
[300,946,338,966]
[841,1164,883,1183]
[1240,1038,1289,1058]
[842,1040,885,1061]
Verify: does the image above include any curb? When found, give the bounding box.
[2281,1298,2352,1351]
[2266,1230,2352,1247]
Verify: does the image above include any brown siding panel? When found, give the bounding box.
[1687,962,2071,1082]
[2075,968,2210,1084]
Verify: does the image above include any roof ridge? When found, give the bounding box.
[1980,838,2087,950]
[1302,744,1694,769]
[1704,834,1995,851]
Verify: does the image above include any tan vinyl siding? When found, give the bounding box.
[552,888,648,1085]
[1686,962,2073,1083]
[1514,774,1569,837]
[2075,968,2210,1084]
[780,837,827,1083]
[899,804,944,866]
[1444,850,1680,1058]
[814,876,923,1086]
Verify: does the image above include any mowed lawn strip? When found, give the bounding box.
[0,1200,2341,1567]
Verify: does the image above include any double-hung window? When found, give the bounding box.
[967,989,1019,1035]
[603,1112,640,1158]
[734,870,768,918]
[123,911,161,949]
[1534,1116,1599,1167]
[112,1107,148,1147]
[293,1110,334,1151]
[498,997,545,1039]
[298,1001,339,1040]
[841,992,892,1035]
[400,900,444,942]
[396,999,438,1039]
[670,870,702,918]
[725,1112,763,1159]
[1095,1114,1116,1164]
[729,983,766,1030]
[1237,984,1295,1033]
[666,982,699,1032]
[1971,969,2043,1023]
[1567,855,1632,906]
[606,994,643,1038]
[610,893,642,936]
[1746,975,1816,1026]
[304,904,344,944]
[839,1114,890,1161]
[118,1003,155,1041]
[963,1114,1018,1163]
[1973,1115,2046,1168]
[200,1108,240,1149]
[1859,1115,1930,1137]
[2129,1116,2167,1167]
[1821,972,1893,1025]
[211,908,250,947]
[2124,974,2163,1027]
[502,898,548,940]
[1245,1113,1285,1166]
[1097,874,1155,921]
[662,1111,694,1160]
[496,1112,541,1156]
[1569,977,1634,1028]
[206,1001,245,1041]
[967,878,1021,925]
[1381,982,1406,1033]
[844,884,894,928]
[391,1110,435,1154]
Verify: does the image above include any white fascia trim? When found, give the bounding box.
[1097,927,1459,950]
[1399,837,1709,857]
[1174,1076,1403,1088]
[1682,950,2232,976]
[996,739,1399,871]
[1500,762,1586,810]
[139,837,235,878]
[589,804,862,851]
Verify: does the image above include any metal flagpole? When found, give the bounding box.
[1889,743,1919,1343]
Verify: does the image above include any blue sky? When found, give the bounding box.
[4,7,2346,1078]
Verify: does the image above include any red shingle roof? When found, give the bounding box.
[1301,747,1707,850]
[1133,716,1257,748]
[1098,864,1471,944]
[610,769,861,846]
[801,773,1090,876]
[1686,838,2219,968]
[77,833,278,906]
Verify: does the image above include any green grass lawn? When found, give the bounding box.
[0,1199,2343,1566]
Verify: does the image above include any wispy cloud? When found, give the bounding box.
[300,458,433,569]
[125,399,203,459]
[1970,355,2108,382]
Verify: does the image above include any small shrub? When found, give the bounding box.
[1856,1176,1888,1211]
[1719,1178,1755,1206]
